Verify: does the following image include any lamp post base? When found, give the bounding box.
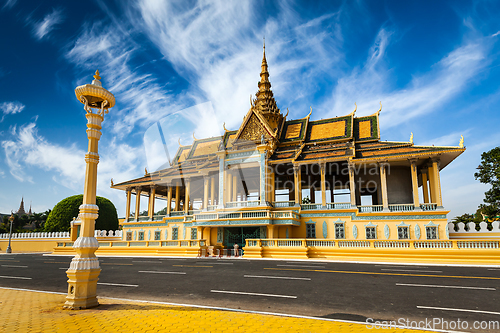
[64,268,101,310]
[6,246,11,253]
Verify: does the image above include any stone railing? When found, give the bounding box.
[226,201,260,208]
[300,203,323,210]
[358,205,383,213]
[389,204,415,212]
[246,238,500,250]
[0,230,122,240]
[194,210,300,222]
[420,203,438,211]
[326,202,351,209]
[0,232,70,239]
[94,230,123,238]
[273,201,296,208]
[448,221,500,239]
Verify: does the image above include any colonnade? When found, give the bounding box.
[123,158,443,220]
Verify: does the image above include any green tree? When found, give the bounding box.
[44,195,119,232]
[474,146,500,218]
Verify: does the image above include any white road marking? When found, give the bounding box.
[211,290,297,299]
[417,305,500,316]
[37,258,54,260]
[381,269,442,273]
[488,268,500,271]
[1,265,28,268]
[98,282,138,287]
[375,265,429,268]
[132,261,162,263]
[397,283,495,291]
[277,265,325,268]
[139,271,186,275]
[244,275,311,281]
[0,275,32,280]
[286,262,325,265]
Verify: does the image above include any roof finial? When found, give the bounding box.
[223,122,228,131]
[92,70,102,87]
[306,106,312,118]
[410,132,413,144]
[192,132,197,140]
[459,135,464,148]
[378,101,382,113]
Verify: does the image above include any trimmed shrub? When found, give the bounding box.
[44,195,118,232]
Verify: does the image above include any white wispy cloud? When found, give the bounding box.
[324,30,491,129]
[1,122,146,210]
[0,101,24,122]
[32,8,64,41]
[2,0,17,10]
[133,0,345,129]
[66,22,186,138]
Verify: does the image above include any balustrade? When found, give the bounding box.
[273,201,295,208]
[300,203,323,210]
[326,202,351,210]
[388,204,415,212]
[358,205,383,213]
[420,203,438,211]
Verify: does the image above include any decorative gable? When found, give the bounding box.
[239,112,273,142]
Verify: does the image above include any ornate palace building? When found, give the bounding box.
[111,46,465,253]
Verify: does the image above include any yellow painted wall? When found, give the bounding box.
[0,239,60,253]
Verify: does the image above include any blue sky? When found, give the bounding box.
[0,0,499,219]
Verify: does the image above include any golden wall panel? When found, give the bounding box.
[285,123,302,139]
[358,120,372,139]
[193,141,219,157]
[309,121,345,141]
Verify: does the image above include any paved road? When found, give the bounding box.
[1,254,499,332]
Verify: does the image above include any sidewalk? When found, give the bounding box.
[0,287,436,332]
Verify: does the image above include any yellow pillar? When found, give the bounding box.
[203,176,209,209]
[428,164,436,204]
[184,179,190,214]
[175,185,180,211]
[379,163,389,211]
[431,159,443,207]
[227,171,232,203]
[204,227,211,246]
[410,160,420,210]
[320,163,326,206]
[270,169,275,203]
[422,171,429,204]
[65,70,114,310]
[348,163,356,207]
[148,186,156,219]
[266,225,275,238]
[294,165,302,205]
[125,188,131,221]
[210,176,215,206]
[134,187,142,220]
[167,186,172,215]
[232,174,237,202]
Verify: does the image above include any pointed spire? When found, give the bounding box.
[253,39,282,131]
[17,197,26,216]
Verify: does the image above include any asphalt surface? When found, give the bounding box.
[1,253,499,332]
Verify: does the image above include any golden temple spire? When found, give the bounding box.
[254,40,281,126]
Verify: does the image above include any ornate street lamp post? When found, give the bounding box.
[64,70,115,309]
[6,212,14,253]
